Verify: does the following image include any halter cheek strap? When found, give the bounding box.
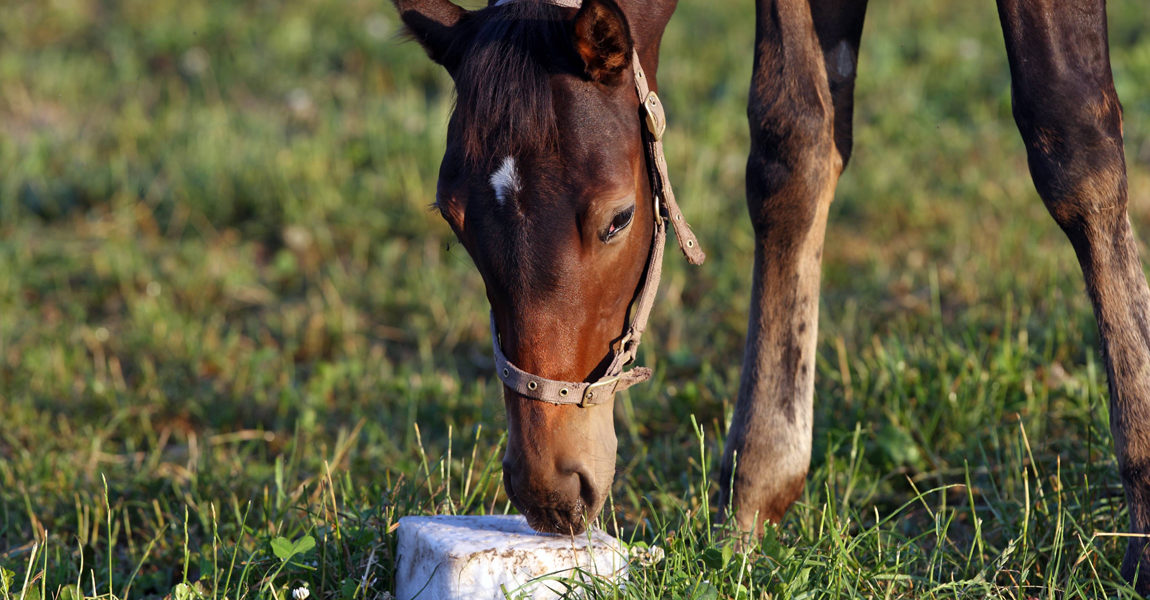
[490,28,704,406]
[631,52,705,266]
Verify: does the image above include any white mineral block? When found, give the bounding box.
[396,515,628,600]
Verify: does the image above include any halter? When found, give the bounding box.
[490,0,705,407]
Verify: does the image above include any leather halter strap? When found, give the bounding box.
[490,4,704,406]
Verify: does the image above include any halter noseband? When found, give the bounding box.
[490,3,705,407]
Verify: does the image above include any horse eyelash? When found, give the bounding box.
[600,205,635,242]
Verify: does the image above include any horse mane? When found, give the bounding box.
[451,2,578,166]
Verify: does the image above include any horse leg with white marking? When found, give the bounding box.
[719,0,867,539]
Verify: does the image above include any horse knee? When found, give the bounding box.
[745,82,837,240]
[1012,82,1127,234]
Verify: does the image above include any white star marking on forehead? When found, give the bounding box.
[489,156,522,206]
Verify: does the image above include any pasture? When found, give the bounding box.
[3,0,1150,597]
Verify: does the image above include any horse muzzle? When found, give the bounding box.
[500,388,618,534]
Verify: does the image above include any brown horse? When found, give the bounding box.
[392,0,1150,591]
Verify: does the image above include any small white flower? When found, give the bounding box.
[629,543,665,567]
[292,587,310,600]
[286,88,315,119]
[181,47,210,76]
[365,14,391,40]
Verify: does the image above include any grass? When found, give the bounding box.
[2,0,1150,597]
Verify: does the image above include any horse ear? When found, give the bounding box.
[572,0,634,84]
[392,0,467,70]
[619,0,676,78]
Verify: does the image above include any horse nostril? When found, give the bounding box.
[558,462,600,509]
[577,471,598,509]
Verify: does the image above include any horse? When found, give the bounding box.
[390,0,1150,590]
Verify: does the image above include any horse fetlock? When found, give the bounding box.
[1115,438,1150,591]
[719,453,807,540]
[1122,539,1150,596]
[719,407,812,537]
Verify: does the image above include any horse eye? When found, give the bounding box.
[600,205,635,242]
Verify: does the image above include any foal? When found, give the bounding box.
[392,0,1150,590]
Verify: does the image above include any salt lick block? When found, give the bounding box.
[396,515,628,600]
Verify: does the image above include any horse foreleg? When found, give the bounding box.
[720,0,865,540]
[998,0,1150,591]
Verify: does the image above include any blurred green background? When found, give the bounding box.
[2,0,1150,597]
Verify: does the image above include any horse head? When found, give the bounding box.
[394,0,686,534]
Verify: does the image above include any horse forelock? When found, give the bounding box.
[451,2,577,167]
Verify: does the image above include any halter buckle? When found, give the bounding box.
[643,91,666,141]
[618,335,641,366]
[581,376,620,407]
